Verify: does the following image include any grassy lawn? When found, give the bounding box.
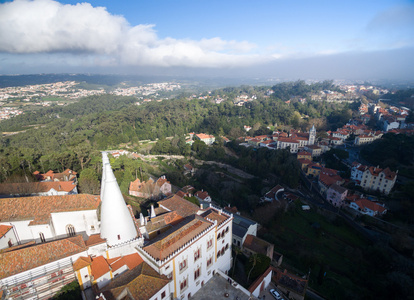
[261,200,371,299]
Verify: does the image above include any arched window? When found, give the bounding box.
[39,232,46,243]
[66,225,76,237]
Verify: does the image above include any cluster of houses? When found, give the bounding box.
[0,169,78,198]
[239,125,317,154]
[297,150,393,217]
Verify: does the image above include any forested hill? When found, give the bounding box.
[0,94,138,132]
[0,81,354,182]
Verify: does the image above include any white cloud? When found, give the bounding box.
[0,0,265,68]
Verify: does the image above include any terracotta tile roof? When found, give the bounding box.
[319,173,343,188]
[108,253,143,273]
[33,169,77,181]
[195,190,209,200]
[1,241,36,253]
[143,215,212,261]
[91,256,111,279]
[200,208,229,226]
[248,266,273,293]
[100,262,170,300]
[243,234,272,256]
[278,137,299,143]
[158,194,200,218]
[144,211,184,234]
[196,133,214,140]
[0,235,86,279]
[0,225,12,238]
[73,256,92,271]
[85,234,106,247]
[354,199,387,214]
[0,194,100,223]
[297,158,312,165]
[0,181,77,196]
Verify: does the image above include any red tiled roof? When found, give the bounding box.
[0,235,87,279]
[278,137,299,143]
[100,262,170,300]
[108,253,143,273]
[196,133,214,140]
[0,225,12,238]
[73,256,92,271]
[143,215,212,261]
[243,234,272,256]
[0,194,100,223]
[85,234,106,247]
[158,195,200,218]
[195,190,209,200]
[91,256,110,279]
[353,199,386,214]
[0,181,77,195]
[200,208,229,226]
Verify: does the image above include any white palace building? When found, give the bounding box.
[0,152,234,300]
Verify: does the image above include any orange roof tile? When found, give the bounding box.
[100,262,170,300]
[85,234,106,247]
[73,256,92,271]
[158,194,200,218]
[0,181,77,195]
[109,253,143,273]
[91,256,111,279]
[0,225,12,238]
[144,215,212,261]
[0,235,87,279]
[0,194,100,223]
[200,208,229,226]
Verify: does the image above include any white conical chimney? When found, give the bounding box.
[140,213,145,226]
[150,205,156,218]
[100,156,138,246]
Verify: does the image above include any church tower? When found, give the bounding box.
[309,124,316,145]
[100,153,138,247]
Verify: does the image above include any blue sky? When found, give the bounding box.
[0,0,413,80]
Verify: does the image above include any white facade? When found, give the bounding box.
[137,207,233,300]
[0,209,100,247]
[0,226,18,249]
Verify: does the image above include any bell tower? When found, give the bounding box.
[309,124,316,145]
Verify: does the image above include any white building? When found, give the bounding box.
[136,195,234,300]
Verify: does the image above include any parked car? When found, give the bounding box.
[269,288,283,300]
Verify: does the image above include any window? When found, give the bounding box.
[8,240,13,247]
[161,291,166,299]
[207,238,213,249]
[194,267,200,280]
[194,249,201,261]
[179,259,187,272]
[180,278,187,291]
[90,225,95,230]
[39,232,46,243]
[118,234,121,240]
[66,225,76,237]
[217,232,221,239]
[207,257,213,268]
[226,226,229,233]
[225,243,229,250]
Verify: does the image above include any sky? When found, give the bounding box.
[0,0,413,80]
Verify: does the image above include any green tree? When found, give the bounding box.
[79,168,100,194]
